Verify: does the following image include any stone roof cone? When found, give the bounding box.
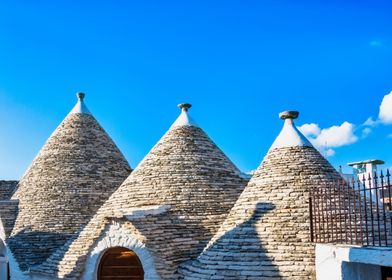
[35,103,248,279]
[180,110,341,279]
[8,93,131,271]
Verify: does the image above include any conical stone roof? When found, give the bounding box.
[8,93,131,271]
[35,103,248,279]
[180,110,341,280]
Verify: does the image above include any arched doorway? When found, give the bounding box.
[98,247,144,280]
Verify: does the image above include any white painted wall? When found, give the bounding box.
[316,244,392,280]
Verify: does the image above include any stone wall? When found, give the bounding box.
[0,181,19,239]
[9,113,131,272]
[32,125,247,279]
[0,181,18,200]
[0,200,18,238]
[181,146,342,279]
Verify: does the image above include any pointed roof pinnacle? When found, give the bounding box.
[170,102,198,128]
[279,110,299,120]
[178,103,192,111]
[69,92,91,115]
[269,110,312,150]
[77,92,85,101]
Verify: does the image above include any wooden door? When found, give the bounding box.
[382,266,392,280]
[98,247,144,280]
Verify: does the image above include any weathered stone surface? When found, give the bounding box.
[0,181,18,200]
[0,200,18,238]
[180,119,341,279]
[0,181,19,238]
[33,111,247,279]
[7,98,131,272]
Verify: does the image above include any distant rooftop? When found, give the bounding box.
[348,159,385,166]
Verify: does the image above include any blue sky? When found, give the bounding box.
[0,0,391,179]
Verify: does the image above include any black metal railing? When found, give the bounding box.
[309,170,392,247]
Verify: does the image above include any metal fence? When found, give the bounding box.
[309,170,392,247]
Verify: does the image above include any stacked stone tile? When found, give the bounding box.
[0,181,19,238]
[8,93,131,272]
[0,181,18,200]
[33,103,247,279]
[180,110,342,280]
[0,200,18,238]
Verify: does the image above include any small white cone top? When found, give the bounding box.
[69,92,91,115]
[170,103,198,128]
[269,110,312,150]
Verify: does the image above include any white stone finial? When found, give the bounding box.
[69,92,91,115]
[279,110,299,120]
[170,103,198,128]
[77,92,86,101]
[178,103,192,112]
[269,110,312,150]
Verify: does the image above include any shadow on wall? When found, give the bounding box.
[11,202,279,279]
[181,202,281,279]
[7,228,72,272]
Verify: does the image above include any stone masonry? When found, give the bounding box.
[180,113,342,280]
[1,103,371,280]
[31,106,248,279]
[0,181,18,238]
[8,95,131,272]
[0,181,18,200]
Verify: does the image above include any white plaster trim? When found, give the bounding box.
[123,205,171,220]
[269,119,312,150]
[170,110,198,128]
[68,100,91,115]
[0,219,5,242]
[317,243,392,267]
[81,221,161,280]
[315,244,390,280]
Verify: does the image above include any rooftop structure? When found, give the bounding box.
[348,159,385,179]
[8,93,131,273]
[1,99,390,280]
[29,103,248,279]
[180,110,341,279]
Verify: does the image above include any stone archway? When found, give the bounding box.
[98,247,144,280]
[82,221,160,280]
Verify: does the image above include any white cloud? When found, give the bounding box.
[297,123,320,137]
[364,117,377,127]
[298,122,358,157]
[379,91,392,124]
[362,127,372,138]
[314,122,358,147]
[324,148,335,157]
